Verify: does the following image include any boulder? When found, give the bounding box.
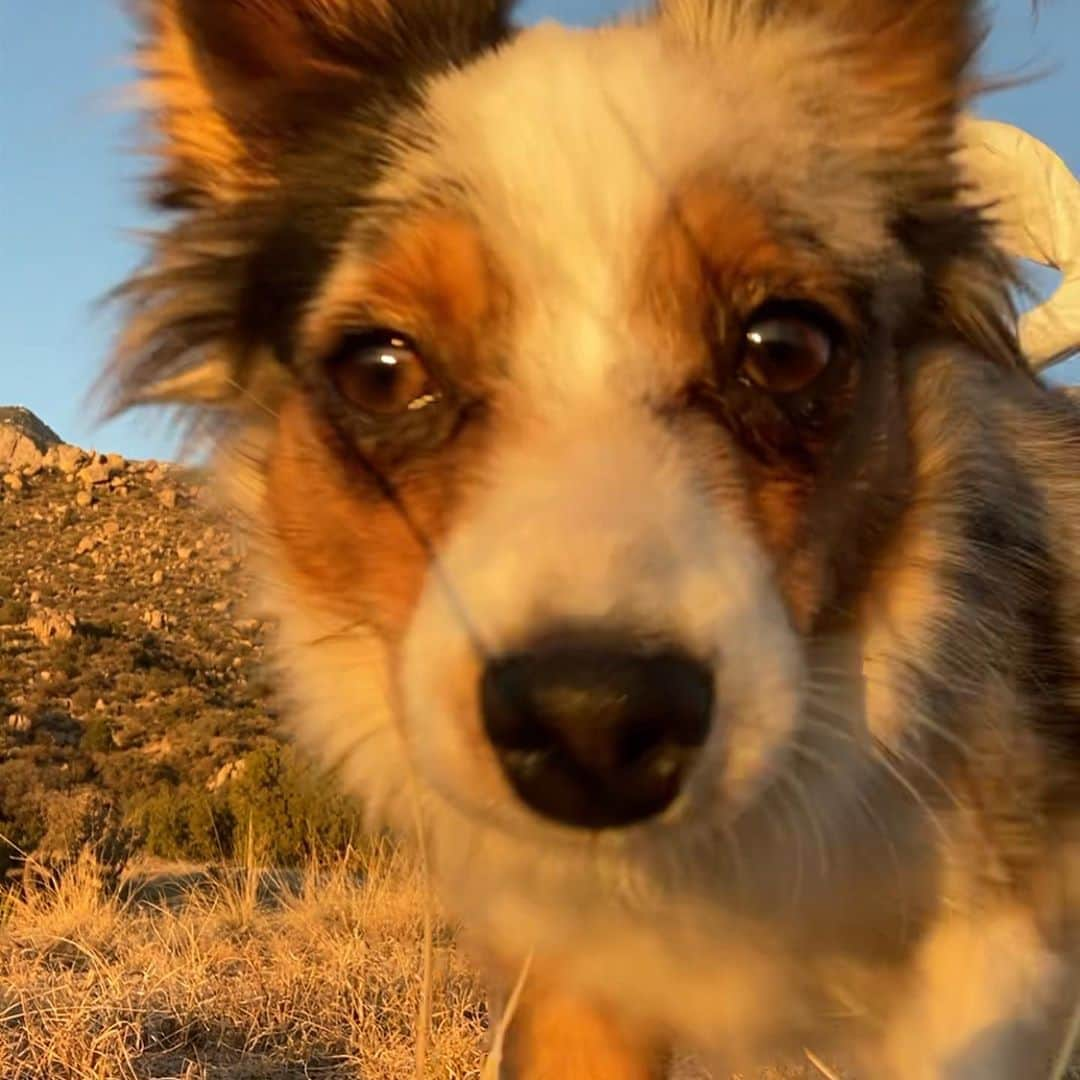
[77,460,116,488]
[0,407,61,473]
[46,444,86,475]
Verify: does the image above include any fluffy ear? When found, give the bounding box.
[104,0,515,420]
[661,0,983,154]
[809,0,982,145]
[136,0,515,204]
[659,0,1019,367]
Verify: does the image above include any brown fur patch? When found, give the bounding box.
[270,213,508,637]
[136,1,268,201]
[134,0,513,206]
[805,0,977,136]
[639,180,856,379]
[637,180,863,625]
[265,389,490,642]
[306,212,509,395]
[503,982,668,1080]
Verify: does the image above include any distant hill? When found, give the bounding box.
[0,409,282,880]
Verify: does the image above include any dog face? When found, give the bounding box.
[113,1,1074,1059]
[113,0,1012,834]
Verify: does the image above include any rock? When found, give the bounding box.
[1,439,42,473]
[157,487,179,509]
[207,758,247,792]
[103,521,120,538]
[177,545,193,562]
[76,535,97,555]
[52,444,85,475]
[3,473,23,492]
[142,609,169,631]
[0,406,61,445]
[26,608,78,645]
[74,490,94,508]
[77,461,115,488]
[0,407,60,473]
[151,569,164,586]
[6,713,32,734]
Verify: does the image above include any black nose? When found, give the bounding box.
[480,632,713,829]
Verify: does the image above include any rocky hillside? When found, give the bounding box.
[0,408,291,879]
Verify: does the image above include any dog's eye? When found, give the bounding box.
[739,309,834,394]
[326,332,439,416]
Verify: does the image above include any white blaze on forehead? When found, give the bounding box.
[394,19,887,398]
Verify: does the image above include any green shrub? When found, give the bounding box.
[81,715,114,753]
[226,744,367,866]
[0,599,28,626]
[123,743,368,867]
[30,790,137,888]
[129,787,233,864]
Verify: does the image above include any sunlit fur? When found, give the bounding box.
[109,1,1079,1076]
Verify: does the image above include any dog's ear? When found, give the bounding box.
[803,0,981,143]
[108,1,514,417]
[662,0,982,151]
[136,0,515,204]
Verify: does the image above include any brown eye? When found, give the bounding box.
[740,311,834,394]
[328,332,438,416]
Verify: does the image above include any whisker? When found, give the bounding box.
[800,695,968,819]
[804,1047,844,1080]
[868,748,951,845]
[773,761,830,885]
[1048,992,1080,1080]
[224,375,280,421]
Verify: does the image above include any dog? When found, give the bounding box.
[107,1,1080,1076]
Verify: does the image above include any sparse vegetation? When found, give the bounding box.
[123,745,373,867]
[0,847,490,1079]
[0,847,740,1079]
[0,439,284,879]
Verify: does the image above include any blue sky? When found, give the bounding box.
[3,1,1078,461]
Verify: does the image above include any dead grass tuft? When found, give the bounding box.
[0,844,486,1079]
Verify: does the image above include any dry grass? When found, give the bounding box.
[0,844,486,1079]
[0,844,752,1079]
[3,848,1069,1080]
